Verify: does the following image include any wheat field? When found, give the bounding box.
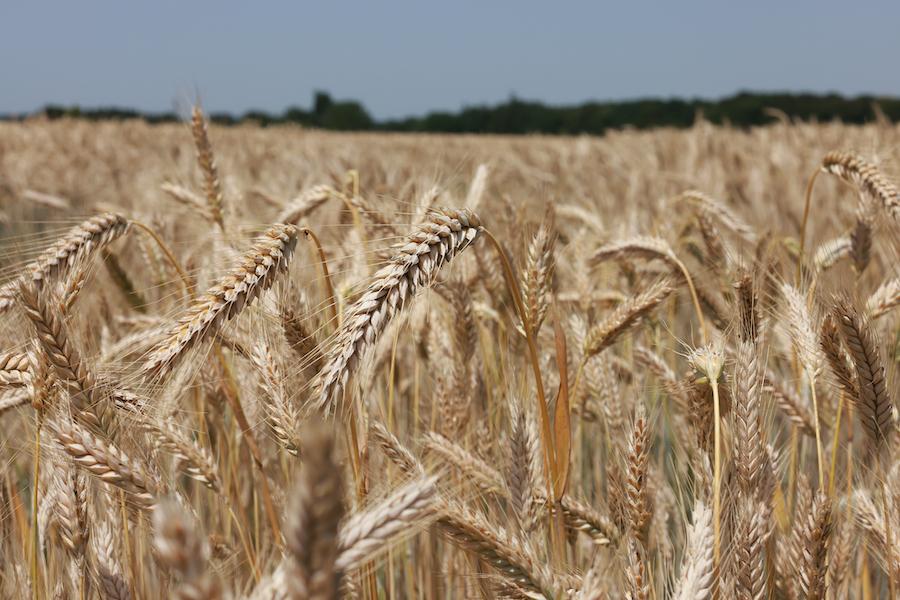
[0,113,899,599]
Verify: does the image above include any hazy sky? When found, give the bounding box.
[2,1,899,120]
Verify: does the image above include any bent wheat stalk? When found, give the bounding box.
[0,213,129,314]
[312,208,481,415]
[142,224,298,377]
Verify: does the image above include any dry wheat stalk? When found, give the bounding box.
[866,277,900,319]
[280,292,323,379]
[150,417,220,493]
[251,344,302,457]
[0,213,129,314]
[555,495,618,546]
[51,460,89,561]
[0,351,31,387]
[833,297,895,454]
[819,314,859,404]
[142,224,298,377]
[853,489,900,584]
[813,236,851,272]
[91,519,131,600]
[0,388,31,414]
[521,213,555,335]
[423,431,508,496]
[732,340,766,494]
[781,282,826,484]
[590,236,680,269]
[153,499,221,600]
[850,211,873,274]
[312,208,481,415]
[285,424,344,599]
[625,537,650,600]
[732,498,768,600]
[191,106,226,231]
[672,500,714,600]
[465,164,490,210]
[821,151,900,220]
[625,404,652,547]
[20,275,113,433]
[277,185,336,224]
[52,418,163,510]
[794,491,833,600]
[369,420,424,475]
[695,209,727,274]
[506,409,532,526]
[336,476,437,571]
[438,501,564,598]
[583,280,673,359]
[161,182,210,218]
[677,190,757,243]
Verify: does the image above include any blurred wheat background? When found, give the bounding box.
[0,113,899,599]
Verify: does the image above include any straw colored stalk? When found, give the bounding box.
[285,425,345,599]
[0,213,129,314]
[821,151,900,221]
[833,297,895,455]
[20,275,113,433]
[313,208,481,415]
[142,224,298,377]
[190,106,226,231]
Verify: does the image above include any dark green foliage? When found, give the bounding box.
[11,91,900,134]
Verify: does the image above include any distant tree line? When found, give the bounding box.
[8,90,900,134]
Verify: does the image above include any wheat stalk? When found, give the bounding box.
[153,499,221,600]
[833,297,895,454]
[52,418,163,510]
[142,224,298,377]
[20,275,113,433]
[0,213,129,314]
[672,500,714,600]
[821,151,900,220]
[190,106,226,231]
[336,476,437,571]
[312,208,481,415]
[285,424,344,599]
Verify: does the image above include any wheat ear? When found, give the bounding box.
[822,151,900,220]
[190,106,226,231]
[672,499,714,600]
[52,418,163,510]
[20,276,113,433]
[91,519,131,600]
[583,280,673,358]
[0,213,129,314]
[336,476,437,571]
[142,224,298,377]
[312,208,481,415]
[833,297,895,455]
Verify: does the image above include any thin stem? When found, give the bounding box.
[672,256,708,344]
[131,220,196,300]
[878,464,897,600]
[481,229,555,493]
[809,377,825,489]
[30,415,41,600]
[481,228,565,566]
[711,376,722,570]
[797,167,820,284]
[216,348,283,546]
[300,227,340,328]
[227,506,261,582]
[828,391,846,497]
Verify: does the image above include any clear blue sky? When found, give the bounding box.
[2,1,898,120]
